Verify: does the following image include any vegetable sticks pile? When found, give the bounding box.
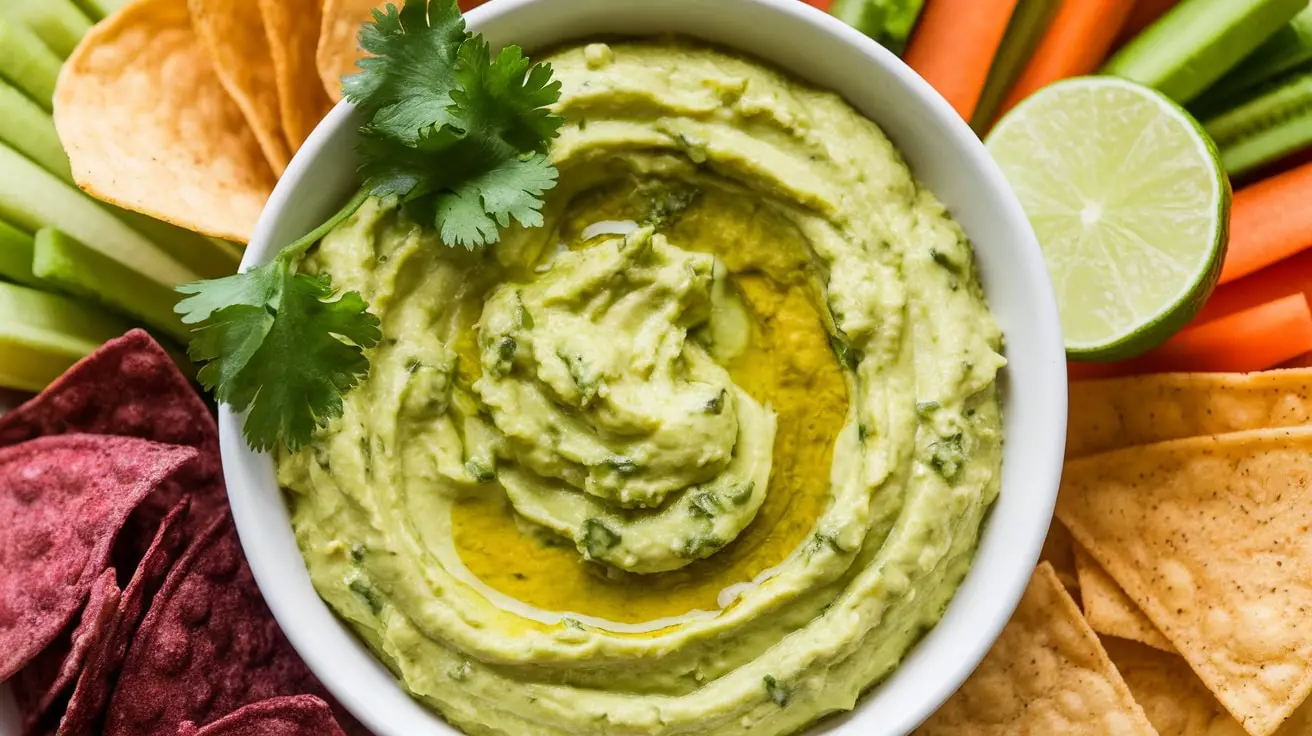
[890,0,1312,375]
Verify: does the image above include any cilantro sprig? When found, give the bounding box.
[176,0,564,452]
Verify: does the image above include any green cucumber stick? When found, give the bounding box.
[1197,3,1312,112]
[0,18,61,109]
[1104,0,1307,103]
[110,208,242,280]
[1204,69,1312,177]
[0,218,40,288]
[0,280,134,392]
[34,227,190,343]
[829,0,928,55]
[0,80,69,180]
[971,0,1062,134]
[0,0,92,58]
[72,0,125,21]
[0,143,199,287]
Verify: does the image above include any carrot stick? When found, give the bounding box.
[1220,161,1312,284]
[997,0,1137,117]
[904,0,1021,119]
[1068,293,1312,378]
[1196,247,1312,323]
[1114,0,1180,46]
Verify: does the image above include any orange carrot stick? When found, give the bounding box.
[1196,247,1312,323]
[1220,161,1312,284]
[997,0,1137,117]
[904,0,1021,119]
[1115,0,1180,47]
[1067,293,1312,378]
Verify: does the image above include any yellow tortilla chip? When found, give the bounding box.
[189,0,291,175]
[1074,544,1174,653]
[317,0,385,102]
[259,0,333,152]
[1057,428,1312,736]
[1068,370,1312,458]
[916,563,1156,735]
[1104,637,1245,736]
[55,0,275,243]
[1039,520,1080,598]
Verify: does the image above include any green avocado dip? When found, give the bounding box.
[276,40,1005,736]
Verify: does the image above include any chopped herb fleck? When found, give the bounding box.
[349,544,367,563]
[928,433,966,479]
[828,335,861,371]
[704,389,727,415]
[562,617,585,630]
[679,533,723,559]
[916,400,941,417]
[930,248,959,272]
[601,456,639,475]
[857,423,869,442]
[349,578,383,615]
[689,490,722,518]
[465,460,495,483]
[580,518,622,559]
[449,661,472,681]
[764,675,789,707]
[727,481,755,506]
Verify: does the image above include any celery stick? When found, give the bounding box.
[971,0,1062,134]
[34,228,190,343]
[0,280,133,392]
[0,219,40,288]
[0,18,61,109]
[72,0,124,21]
[1204,69,1312,177]
[1104,0,1307,103]
[0,0,93,59]
[0,79,68,180]
[1195,4,1312,114]
[829,0,927,55]
[0,143,199,287]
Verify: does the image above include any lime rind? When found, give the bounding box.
[987,76,1230,362]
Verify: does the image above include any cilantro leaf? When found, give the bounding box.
[344,0,563,248]
[178,255,381,452]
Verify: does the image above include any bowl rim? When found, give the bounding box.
[220,1,1068,734]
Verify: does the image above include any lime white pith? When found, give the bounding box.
[987,76,1229,361]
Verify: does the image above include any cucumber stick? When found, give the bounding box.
[829,0,927,55]
[0,218,40,288]
[0,280,134,392]
[971,0,1062,133]
[0,18,61,109]
[1196,3,1312,113]
[72,0,125,21]
[1204,69,1312,177]
[34,228,189,344]
[0,0,92,59]
[1104,0,1307,103]
[0,143,199,286]
[0,79,69,180]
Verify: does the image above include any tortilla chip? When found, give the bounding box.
[1074,543,1174,653]
[54,0,275,243]
[58,500,191,736]
[259,0,333,152]
[0,330,226,550]
[0,435,197,682]
[1057,427,1312,736]
[317,0,385,102]
[12,568,120,733]
[103,515,367,736]
[1068,370,1312,458]
[1039,520,1080,598]
[187,0,292,175]
[915,562,1155,735]
[178,695,348,736]
[1104,636,1244,736]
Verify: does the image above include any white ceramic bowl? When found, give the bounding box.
[221,0,1068,734]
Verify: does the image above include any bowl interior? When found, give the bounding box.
[222,0,1067,734]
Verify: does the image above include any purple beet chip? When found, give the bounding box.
[104,516,367,736]
[177,695,349,736]
[0,330,226,535]
[53,499,191,736]
[0,434,198,682]
[13,568,120,733]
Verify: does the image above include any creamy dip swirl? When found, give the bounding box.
[279,40,1006,736]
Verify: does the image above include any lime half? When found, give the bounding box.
[986,76,1230,361]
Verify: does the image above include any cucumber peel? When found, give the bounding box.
[1104,0,1308,104]
[1204,69,1312,178]
[971,0,1061,133]
[0,279,134,392]
[0,218,40,288]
